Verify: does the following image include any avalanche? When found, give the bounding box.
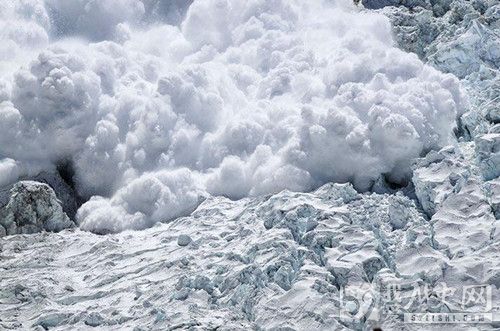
[0,0,464,233]
[0,0,499,330]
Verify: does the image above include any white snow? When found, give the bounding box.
[381,0,500,137]
[476,133,500,181]
[0,0,465,232]
[0,184,437,329]
[412,145,468,217]
[0,0,499,329]
[1,182,499,329]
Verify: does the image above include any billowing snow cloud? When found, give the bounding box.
[0,0,466,232]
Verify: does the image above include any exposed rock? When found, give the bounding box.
[177,234,192,246]
[362,0,402,10]
[0,171,79,221]
[0,181,74,237]
[32,171,80,220]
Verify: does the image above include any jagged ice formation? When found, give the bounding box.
[0,0,499,330]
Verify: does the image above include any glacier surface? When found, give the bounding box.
[1,183,499,330]
[0,0,499,330]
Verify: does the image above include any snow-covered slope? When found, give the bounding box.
[0,0,499,330]
[1,182,498,330]
[380,0,500,136]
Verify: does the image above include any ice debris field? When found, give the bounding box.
[0,0,499,330]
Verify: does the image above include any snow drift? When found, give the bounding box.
[0,0,466,233]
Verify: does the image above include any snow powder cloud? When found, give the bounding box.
[0,0,466,232]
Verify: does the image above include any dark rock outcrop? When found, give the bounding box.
[0,181,75,237]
